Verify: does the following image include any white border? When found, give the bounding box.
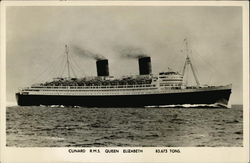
[1,1,249,163]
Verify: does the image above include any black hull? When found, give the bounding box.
[16,89,231,107]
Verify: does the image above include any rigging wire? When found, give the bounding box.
[185,65,189,86]
[188,51,200,84]
[70,64,77,78]
[28,44,89,86]
[70,62,81,78]
[67,47,81,78]
[164,40,186,73]
[68,53,80,77]
[30,49,66,84]
[49,45,78,79]
[48,53,66,79]
[56,54,66,78]
[59,58,67,78]
[169,51,184,73]
[191,48,221,85]
[183,38,204,86]
[68,52,86,77]
[187,36,224,85]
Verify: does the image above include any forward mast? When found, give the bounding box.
[182,38,200,87]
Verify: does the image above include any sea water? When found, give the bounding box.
[6,105,243,147]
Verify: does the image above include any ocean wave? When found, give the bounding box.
[145,103,228,108]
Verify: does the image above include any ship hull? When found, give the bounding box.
[16,89,231,107]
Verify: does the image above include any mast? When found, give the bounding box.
[65,44,71,78]
[182,38,200,86]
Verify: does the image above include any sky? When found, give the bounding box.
[6,6,243,104]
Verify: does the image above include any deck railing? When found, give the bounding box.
[26,84,156,90]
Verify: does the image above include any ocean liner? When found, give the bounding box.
[16,40,232,107]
